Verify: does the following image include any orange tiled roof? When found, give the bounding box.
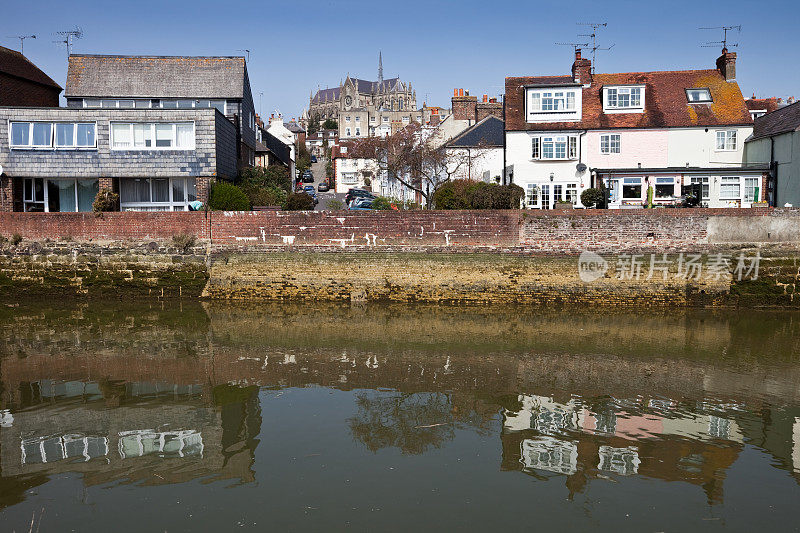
[505,69,752,131]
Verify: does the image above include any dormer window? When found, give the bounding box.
[603,86,644,112]
[686,88,712,103]
[525,87,582,123]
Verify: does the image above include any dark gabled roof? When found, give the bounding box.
[284,122,305,133]
[261,130,291,167]
[751,100,800,140]
[311,77,401,103]
[447,116,504,148]
[506,69,752,131]
[65,55,246,98]
[0,46,61,90]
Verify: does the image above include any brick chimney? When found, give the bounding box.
[716,48,737,81]
[452,88,478,121]
[571,49,592,85]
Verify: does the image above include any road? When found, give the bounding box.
[306,157,346,211]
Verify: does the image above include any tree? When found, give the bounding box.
[580,187,605,208]
[296,142,312,174]
[307,114,320,135]
[239,165,291,192]
[349,123,470,209]
[322,118,338,130]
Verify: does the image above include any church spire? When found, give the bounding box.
[378,51,384,91]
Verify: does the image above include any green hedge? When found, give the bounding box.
[433,181,524,209]
[209,181,250,211]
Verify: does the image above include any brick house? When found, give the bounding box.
[0,46,62,107]
[505,49,770,209]
[0,54,253,212]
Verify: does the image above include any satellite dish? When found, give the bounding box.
[576,163,587,173]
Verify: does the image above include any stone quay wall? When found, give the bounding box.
[1,208,799,306]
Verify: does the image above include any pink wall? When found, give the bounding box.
[586,129,669,169]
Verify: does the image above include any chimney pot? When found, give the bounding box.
[454,88,458,97]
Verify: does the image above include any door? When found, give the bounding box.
[540,184,551,210]
[607,179,621,207]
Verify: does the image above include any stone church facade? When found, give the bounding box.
[304,55,422,139]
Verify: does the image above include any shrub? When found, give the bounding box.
[209,181,250,211]
[580,187,605,208]
[371,196,392,210]
[172,233,196,253]
[285,192,315,211]
[92,188,119,213]
[433,181,524,210]
[239,165,291,192]
[326,198,345,211]
[11,234,23,246]
[242,184,287,208]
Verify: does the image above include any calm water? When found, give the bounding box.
[1,302,800,532]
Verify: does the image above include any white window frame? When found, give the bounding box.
[690,176,710,201]
[531,135,578,160]
[156,99,226,114]
[9,121,97,150]
[715,130,737,151]
[600,133,620,154]
[23,177,100,212]
[119,177,197,211]
[603,86,645,112]
[525,87,581,122]
[719,176,741,200]
[110,122,196,151]
[621,177,644,200]
[654,177,676,199]
[686,88,712,103]
[744,177,760,203]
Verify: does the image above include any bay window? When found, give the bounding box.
[604,86,644,111]
[119,177,197,211]
[720,177,740,200]
[716,130,737,151]
[111,122,195,150]
[600,134,620,154]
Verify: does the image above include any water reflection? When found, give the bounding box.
[1,301,800,527]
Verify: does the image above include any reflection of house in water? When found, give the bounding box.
[501,394,744,504]
[0,378,261,509]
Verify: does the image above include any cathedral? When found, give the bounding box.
[302,54,422,139]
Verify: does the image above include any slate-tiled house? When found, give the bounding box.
[0,54,253,212]
[0,46,62,107]
[505,49,770,209]
[745,101,800,207]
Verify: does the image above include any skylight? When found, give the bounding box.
[686,88,712,103]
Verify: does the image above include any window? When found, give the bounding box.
[526,87,581,122]
[622,177,642,200]
[23,178,98,212]
[83,99,101,108]
[535,136,576,160]
[345,116,351,122]
[744,177,759,202]
[54,123,96,148]
[716,130,737,151]
[690,177,710,200]
[686,88,712,103]
[655,177,675,198]
[600,134,620,154]
[355,128,361,136]
[750,110,766,120]
[402,116,410,124]
[370,116,376,123]
[345,128,351,136]
[531,137,540,158]
[23,178,45,211]
[111,123,195,150]
[604,86,644,110]
[382,116,389,123]
[341,172,358,185]
[566,183,578,204]
[720,176,740,199]
[355,116,360,122]
[532,90,577,112]
[119,177,197,211]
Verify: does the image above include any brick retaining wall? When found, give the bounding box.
[1,208,798,252]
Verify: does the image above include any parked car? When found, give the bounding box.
[345,188,375,204]
[311,155,317,163]
[302,173,314,183]
[349,199,373,210]
[317,182,330,192]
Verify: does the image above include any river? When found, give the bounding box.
[1,301,799,531]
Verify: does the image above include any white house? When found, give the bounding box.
[266,113,296,179]
[331,142,379,194]
[444,116,505,183]
[505,49,769,209]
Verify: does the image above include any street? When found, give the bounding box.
[307,157,346,211]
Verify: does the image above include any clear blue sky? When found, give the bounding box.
[4,0,798,119]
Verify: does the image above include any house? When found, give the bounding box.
[0,46,62,107]
[64,54,257,170]
[745,95,784,120]
[0,54,251,212]
[505,49,769,209]
[305,129,338,156]
[331,142,379,194]
[255,129,292,170]
[445,116,504,182]
[266,114,297,179]
[745,100,800,206]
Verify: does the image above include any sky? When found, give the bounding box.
[3,0,798,120]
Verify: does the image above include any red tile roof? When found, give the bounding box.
[745,97,781,113]
[0,46,61,90]
[505,69,752,131]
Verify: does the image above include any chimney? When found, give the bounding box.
[571,49,592,85]
[716,48,737,81]
[789,96,796,105]
[483,94,488,103]
[452,88,478,121]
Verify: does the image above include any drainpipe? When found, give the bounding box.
[502,94,506,185]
